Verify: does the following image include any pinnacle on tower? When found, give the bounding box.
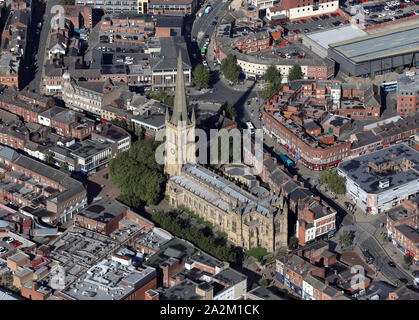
[170,49,189,126]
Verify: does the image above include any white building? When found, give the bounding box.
[272,0,339,20]
[337,144,419,215]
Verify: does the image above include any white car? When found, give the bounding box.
[389,11,395,15]
[0,247,7,254]
[384,5,389,10]
[405,0,410,2]
[4,237,13,244]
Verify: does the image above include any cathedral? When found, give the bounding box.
[165,52,288,253]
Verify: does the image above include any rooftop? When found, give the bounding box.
[77,198,128,223]
[305,24,367,50]
[329,24,419,63]
[61,258,156,300]
[338,144,419,194]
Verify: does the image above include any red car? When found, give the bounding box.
[297,55,303,59]
[280,54,286,58]
[12,241,22,248]
[256,268,261,272]
[294,29,301,34]
[335,12,340,16]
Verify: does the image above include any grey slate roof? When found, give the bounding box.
[338,144,419,194]
[0,147,20,162]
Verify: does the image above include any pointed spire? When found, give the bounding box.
[171,50,189,126]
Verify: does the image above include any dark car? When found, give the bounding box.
[204,34,209,38]
[388,261,396,268]
[212,21,217,25]
[312,17,319,21]
[399,278,408,284]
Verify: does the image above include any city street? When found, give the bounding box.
[23,0,61,93]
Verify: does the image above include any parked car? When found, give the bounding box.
[388,261,396,267]
[11,240,21,247]
[3,237,13,243]
[0,247,7,254]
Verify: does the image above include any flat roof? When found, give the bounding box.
[329,24,419,63]
[338,144,419,194]
[306,24,367,50]
[77,197,128,223]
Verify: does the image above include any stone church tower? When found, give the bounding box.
[164,51,195,177]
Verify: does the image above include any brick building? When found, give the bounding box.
[263,111,351,170]
[148,0,198,16]
[75,197,129,235]
[0,146,87,223]
[396,70,419,116]
[232,30,271,54]
[296,197,336,246]
[338,83,381,120]
[387,195,419,265]
[100,13,155,40]
[0,87,52,123]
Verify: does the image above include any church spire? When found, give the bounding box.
[171,50,189,126]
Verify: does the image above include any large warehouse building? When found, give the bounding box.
[337,144,419,215]
[328,25,419,77]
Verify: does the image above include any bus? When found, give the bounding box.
[380,81,397,92]
[201,47,206,58]
[279,153,294,167]
[246,122,255,134]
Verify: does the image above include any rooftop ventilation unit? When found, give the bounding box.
[379,179,390,189]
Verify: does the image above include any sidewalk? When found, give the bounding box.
[381,238,419,277]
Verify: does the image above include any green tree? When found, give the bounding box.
[288,235,298,250]
[44,151,54,165]
[288,64,303,81]
[320,168,346,195]
[60,0,75,4]
[193,64,210,89]
[218,101,236,119]
[341,230,351,247]
[264,65,280,83]
[404,254,413,265]
[146,89,174,107]
[60,162,69,171]
[261,79,282,100]
[395,66,403,74]
[221,54,240,84]
[258,279,268,287]
[109,137,165,207]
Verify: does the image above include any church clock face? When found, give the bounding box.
[170,148,175,155]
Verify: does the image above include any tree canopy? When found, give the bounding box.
[341,230,351,247]
[261,65,281,100]
[288,235,298,250]
[218,101,236,119]
[146,89,174,107]
[109,137,166,207]
[221,54,240,84]
[152,210,238,263]
[288,64,303,81]
[193,64,210,89]
[320,168,346,195]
